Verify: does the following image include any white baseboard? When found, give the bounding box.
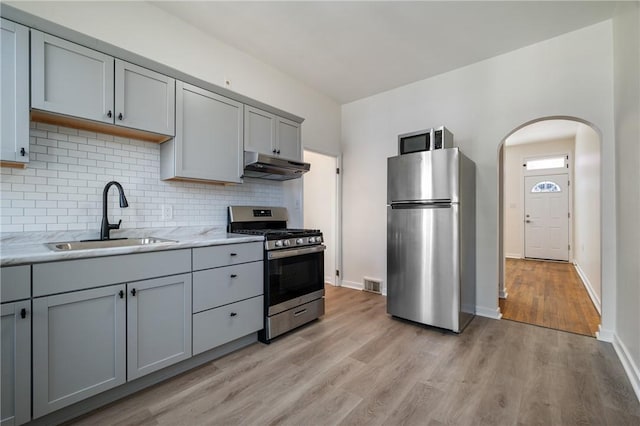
[596,324,615,342]
[573,262,601,314]
[505,253,522,259]
[499,289,508,299]
[341,280,364,291]
[324,275,334,286]
[612,333,640,402]
[476,305,503,320]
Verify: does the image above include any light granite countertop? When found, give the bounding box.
[0,226,264,267]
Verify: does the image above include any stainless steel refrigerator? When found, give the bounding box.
[387,148,476,332]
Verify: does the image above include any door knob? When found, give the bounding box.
[525,220,531,223]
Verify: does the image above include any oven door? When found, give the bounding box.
[266,245,325,316]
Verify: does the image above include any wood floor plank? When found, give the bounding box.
[500,258,601,336]
[69,286,639,426]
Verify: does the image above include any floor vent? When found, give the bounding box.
[363,277,382,294]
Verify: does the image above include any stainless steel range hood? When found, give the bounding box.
[243,151,310,181]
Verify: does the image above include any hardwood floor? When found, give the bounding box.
[69,285,638,426]
[499,258,601,337]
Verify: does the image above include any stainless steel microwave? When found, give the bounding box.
[398,126,453,155]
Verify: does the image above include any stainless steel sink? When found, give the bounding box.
[45,237,177,251]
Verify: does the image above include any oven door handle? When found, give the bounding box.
[268,245,326,260]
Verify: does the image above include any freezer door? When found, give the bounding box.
[386,203,460,331]
[387,148,459,203]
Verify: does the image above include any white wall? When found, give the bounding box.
[5,0,342,227]
[303,150,337,284]
[341,21,616,323]
[503,138,575,258]
[574,124,601,311]
[612,2,640,399]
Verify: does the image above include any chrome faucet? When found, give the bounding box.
[100,181,129,240]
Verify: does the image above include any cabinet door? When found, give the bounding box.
[172,82,243,183]
[276,116,301,161]
[244,105,276,155]
[31,30,114,124]
[1,301,31,426]
[32,285,126,418]
[115,60,175,136]
[127,274,192,381]
[0,19,29,164]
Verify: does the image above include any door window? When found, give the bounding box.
[531,181,562,193]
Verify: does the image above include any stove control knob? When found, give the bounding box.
[308,237,316,243]
[316,236,323,243]
[275,240,283,247]
[296,238,304,245]
[283,240,291,246]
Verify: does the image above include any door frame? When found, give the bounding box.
[302,148,343,287]
[520,152,572,261]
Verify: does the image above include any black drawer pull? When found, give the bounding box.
[131,288,136,297]
[230,274,238,278]
[107,110,112,118]
[230,312,237,317]
[230,253,237,257]
[118,112,123,120]
[20,147,26,156]
[20,308,27,319]
[119,290,124,299]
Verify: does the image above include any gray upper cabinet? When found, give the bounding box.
[126,274,192,381]
[244,105,301,161]
[115,59,175,136]
[31,29,115,124]
[1,300,31,426]
[1,19,30,164]
[32,285,126,418]
[31,30,175,136]
[277,116,301,161]
[160,81,243,183]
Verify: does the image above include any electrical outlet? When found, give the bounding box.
[161,205,173,220]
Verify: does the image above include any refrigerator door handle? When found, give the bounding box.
[390,200,452,209]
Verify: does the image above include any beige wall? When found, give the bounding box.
[574,124,602,311]
[503,138,575,258]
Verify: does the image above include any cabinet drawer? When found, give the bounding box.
[192,296,263,355]
[193,262,263,313]
[33,249,191,297]
[1,265,30,303]
[192,242,262,271]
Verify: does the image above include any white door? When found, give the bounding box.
[524,174,569,261]
[303,150,338,285]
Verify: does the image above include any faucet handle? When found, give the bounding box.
[110,219,122,230]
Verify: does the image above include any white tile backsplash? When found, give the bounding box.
[0,122,283,233]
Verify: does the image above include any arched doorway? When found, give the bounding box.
[497,117,602,336]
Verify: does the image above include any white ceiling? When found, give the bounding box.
[151,1,619,104]
[505,119,581,146]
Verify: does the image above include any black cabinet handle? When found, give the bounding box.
[131,288,136,296]
[276,150,281,154]
[119,290,124,299]
[230,312,237,317]
[20,147,26,156]
[107,110,112,118]
[230,253,237,257]
[20,308,27,319]
[272,149,277,154]
[230,274,237,278]
[118,113,123,120]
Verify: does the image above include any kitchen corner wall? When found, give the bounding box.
[0,122,282,233]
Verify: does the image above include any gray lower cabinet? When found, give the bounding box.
[1,19,29,165]
[1,300,31,426]
[31,29,115,124]
[244,105,301,161]
[126,274,192,380]
[32,285,126,418]
[160,81,243,183]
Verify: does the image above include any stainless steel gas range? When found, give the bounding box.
[228,206,326,343]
